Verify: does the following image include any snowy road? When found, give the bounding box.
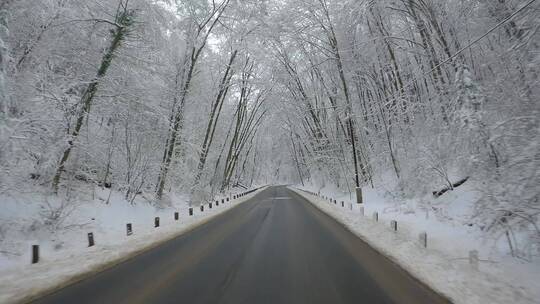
[30,186,450,304]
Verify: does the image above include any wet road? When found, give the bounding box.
[30,186,450,304]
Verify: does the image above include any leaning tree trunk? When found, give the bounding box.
[155,0,230,199]
[51,8,133,193]
[192,50,237,189]
[155,55,195,199]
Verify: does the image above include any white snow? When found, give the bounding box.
[0,186,266,304]
[291,186,540,304]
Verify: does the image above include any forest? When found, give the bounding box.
[0,0,538,258]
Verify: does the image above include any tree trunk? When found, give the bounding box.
[192,50,237,189]
[51,8,133,193]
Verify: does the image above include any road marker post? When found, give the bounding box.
[341,201,344,207]
[419,232,427,248]
[126,223,133,235]
[216,200,219,206]
[88,232,95,247]
[469,250,479,270]
[32,245,39,264]
[154,217,160,228]
[390,220,397,232]
[355,187,363,204]
[373,212,378,222]
[209,202,213,209]
[200,205,204,212]
[189,208,193,216]
[174,212,179,221]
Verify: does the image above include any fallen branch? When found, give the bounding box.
[432,177,469,197]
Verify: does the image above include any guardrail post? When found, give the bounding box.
[390,220,397,232]
[356,187,363,204]
[419,232,427,248]
[469,250,479,270]
[88,232,95,247]
[127,223,133,235]
[32,245,39,264]
[154,217,160,228]
[373,212,378,221]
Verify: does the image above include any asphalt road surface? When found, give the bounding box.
[30,186,450,304]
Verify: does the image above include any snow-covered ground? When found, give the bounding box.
[291,185,540,304]
[0,186,265,304]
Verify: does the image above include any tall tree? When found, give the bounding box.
[51,1,135,193]
[155,0,230,199]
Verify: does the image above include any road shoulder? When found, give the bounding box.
[289,187,537,304]
[0,187,267,304]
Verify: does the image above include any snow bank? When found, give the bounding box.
[290,187,540,304]
[0,186,265,304]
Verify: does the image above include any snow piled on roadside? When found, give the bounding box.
[0,187,264,304]
[290,187,540,304]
